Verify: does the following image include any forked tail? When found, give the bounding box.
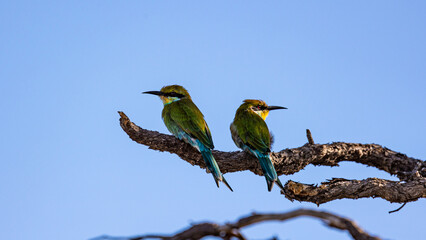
[200,149,233,192]
[257,153,284,192]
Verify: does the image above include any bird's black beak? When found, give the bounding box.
[267,106,287,110]
[142,91,165,96]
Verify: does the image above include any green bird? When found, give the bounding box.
[230,99,287,192]
[143,85,233,191]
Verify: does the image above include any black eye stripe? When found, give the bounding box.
[166,92,185,98]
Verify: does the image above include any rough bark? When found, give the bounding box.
[284,178,426,205]
[118,111,426,204]
[94,208,380,240]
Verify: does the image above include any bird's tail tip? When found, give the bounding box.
[267,179,274,192]
[214,177,220,188]
[201,150,233,192]
[222,175,233,192]
[276,178,285,192]
[212,174,233,192]
[265,176,285,192]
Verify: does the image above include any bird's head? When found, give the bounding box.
[241,99,287,120]
[143,85,191,105]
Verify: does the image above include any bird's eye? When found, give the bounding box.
[257,105,261,110]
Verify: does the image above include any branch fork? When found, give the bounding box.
[118,111,426,205]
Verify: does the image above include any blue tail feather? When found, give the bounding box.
[199,143,233,192]
[172,129,233,191]
[200,150,221,182]
[256,152,284,192]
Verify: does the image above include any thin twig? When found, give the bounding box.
[388,202,407,214]
[306,129,315,144]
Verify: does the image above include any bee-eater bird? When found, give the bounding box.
[143,85,233,191]
[230,99,287,192]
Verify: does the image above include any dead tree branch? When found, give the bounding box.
[284,178,426,205]
[93,208,380,240]
[118,111,426,204]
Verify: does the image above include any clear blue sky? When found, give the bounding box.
[1,1,425,240]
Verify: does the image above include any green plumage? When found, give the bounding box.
[162,98,214,149]
[231,105,271,153]
[230,99,286,192]
[144,85,232,191]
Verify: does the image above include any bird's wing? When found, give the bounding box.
[235,110,271,153]
[166,99,214,149]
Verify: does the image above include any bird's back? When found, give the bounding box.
[162,99,214,149]
[232,109,271,154]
